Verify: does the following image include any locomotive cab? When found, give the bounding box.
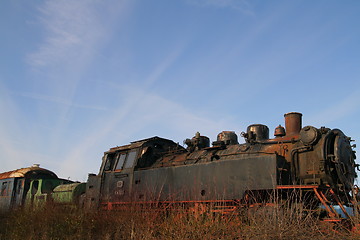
[85,137,183,209]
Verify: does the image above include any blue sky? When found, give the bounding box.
[1,0,360,181]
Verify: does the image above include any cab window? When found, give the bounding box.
[104,153,116,171]
[115,154,126,170]
[124,151,137,169]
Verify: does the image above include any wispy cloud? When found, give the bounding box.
[306,88,360,126]
[0,82,45,171]
[187,0,254,15]
[26,0,132,101]
[0,85,22,171]
[13,91,108,111]
[27,0,103,67]
[26,1,129,139]
[4,0,132,178]
[144,45,186,87]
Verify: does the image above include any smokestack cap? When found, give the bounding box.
[284,112,302,117]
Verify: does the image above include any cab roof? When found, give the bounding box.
[105,136,179,153]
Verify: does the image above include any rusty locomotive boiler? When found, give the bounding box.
[85,112,358,216]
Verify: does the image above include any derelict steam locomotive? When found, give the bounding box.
[83,112,358,215]
[0,112,358,219]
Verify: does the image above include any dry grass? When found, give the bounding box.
[0,203,360,240]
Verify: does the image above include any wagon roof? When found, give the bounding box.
[0,166,58,180]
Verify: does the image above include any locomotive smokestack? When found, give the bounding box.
[284,112,302,136]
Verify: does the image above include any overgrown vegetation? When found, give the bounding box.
[0,203,359,240]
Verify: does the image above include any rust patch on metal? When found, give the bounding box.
[0,166,57,180]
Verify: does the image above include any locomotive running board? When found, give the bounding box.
[101,185,352,222]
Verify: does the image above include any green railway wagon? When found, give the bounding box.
[52,182,86,205]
